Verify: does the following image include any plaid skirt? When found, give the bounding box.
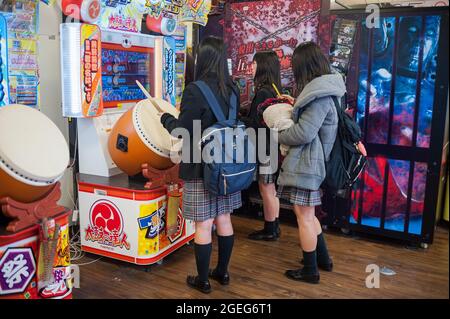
[257,161,278,185]
[276,186,322,207]
[182,179,242,222]
[259,172,276,184]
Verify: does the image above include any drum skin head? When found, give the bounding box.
[134,98,179,156]
[108,99,180,176]
[0,104,69,202]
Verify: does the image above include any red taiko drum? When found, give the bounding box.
[108,98,180,176]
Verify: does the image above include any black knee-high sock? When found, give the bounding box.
[316,233,331,265]
[194,243,212,282]
[216,235,234,275]
[302,250,318,275]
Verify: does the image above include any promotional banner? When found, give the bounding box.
[179,0,211,26]
[0,0,40,108]
[80,23,103,117]
[0,13,10,106]
[163,36,176,105]
[173,25,187,105]
[99,0,212,33]
[225,0,322,107]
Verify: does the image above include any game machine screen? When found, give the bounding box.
[101,45,154,108]
[100,29,163,109]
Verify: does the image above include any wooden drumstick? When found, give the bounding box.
[136,80,152,99]
[136,80,164,114]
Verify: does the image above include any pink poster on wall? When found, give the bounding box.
[225,0,322,107]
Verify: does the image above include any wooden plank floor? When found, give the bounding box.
[73,216,449,299]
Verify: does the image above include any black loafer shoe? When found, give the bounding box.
[186,275,212,294]
[276,226,281,238]
[300,259,333,272]
[285,269,320,284]
[209,269,230,285]
[248,229,278,241]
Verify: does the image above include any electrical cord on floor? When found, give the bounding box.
[73,257,103,266]
[69,225,103,266]
[70,226,84,261]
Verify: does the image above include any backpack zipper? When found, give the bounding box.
[222,167,256,195]
[222,167,256,177]
[199,125,247,146]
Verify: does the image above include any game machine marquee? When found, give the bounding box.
[60,11,194,265]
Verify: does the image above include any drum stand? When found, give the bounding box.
[141,163,180,189]
[141,164,182,240]
[0,182,66,232]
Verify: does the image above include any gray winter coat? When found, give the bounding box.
[277,74,346,190]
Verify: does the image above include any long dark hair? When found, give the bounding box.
[253,51,282,94]
[292,42,331,94]
[184,52,195,86]
[195,36,233,100]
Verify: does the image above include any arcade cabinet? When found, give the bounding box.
[60,23,194,265]
[324,7,449,246]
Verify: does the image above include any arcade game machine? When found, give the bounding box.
[222,0,328,217]
[323,7,449,247]
[60,1,197,266]
[0,8,72,299]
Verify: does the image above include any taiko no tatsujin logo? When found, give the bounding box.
[85,200,130,250]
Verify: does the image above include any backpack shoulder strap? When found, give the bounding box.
[331,96,344,122]
[192,81,226,122]
[319,96,342,163]
[228,91,237,121]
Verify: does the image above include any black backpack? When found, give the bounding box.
[321,97,367,197]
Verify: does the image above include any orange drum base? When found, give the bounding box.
[0,168,53,203]
[108,108,175,176]
[0,182,66,232]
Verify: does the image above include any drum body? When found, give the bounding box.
[108,98,180,176]
[0,105,70,203]
[0,169,54,203]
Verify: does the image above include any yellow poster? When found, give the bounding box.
[138,201,163,256]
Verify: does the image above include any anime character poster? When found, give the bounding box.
[224,0,322,108]
[353,15,442,234]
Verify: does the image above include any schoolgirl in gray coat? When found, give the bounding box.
[277,42,346,284]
